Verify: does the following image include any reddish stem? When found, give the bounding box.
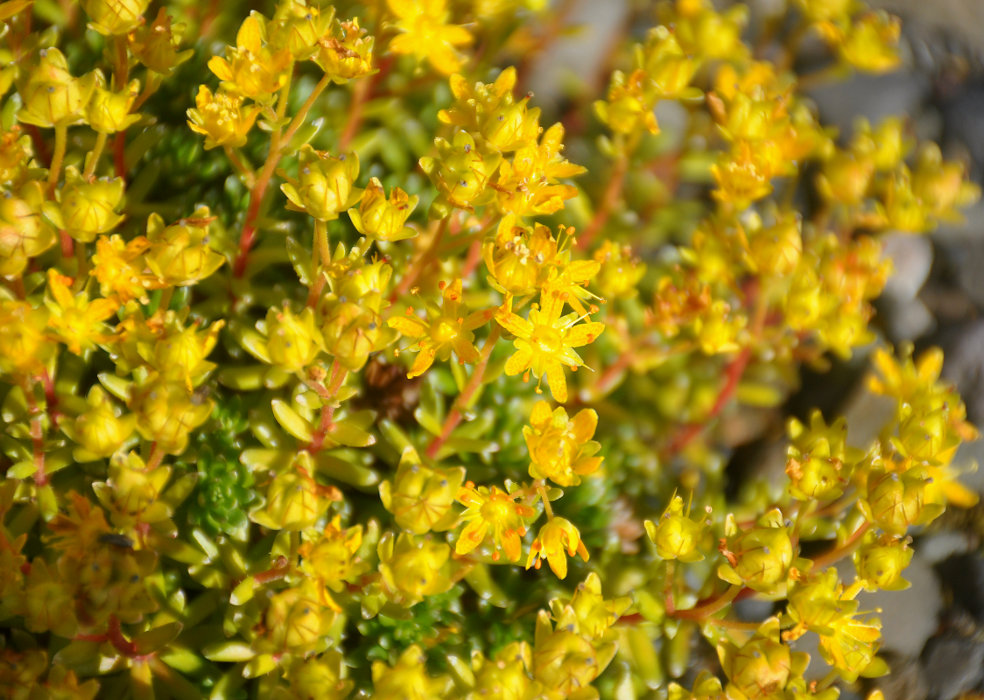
[113,132,127,180]
[426,324,501,459]
[662,345,752,457]
[308,360,348,453]
[107,615,140,657]
[26,125,51,167]
[809,522,871,570]
[253,555,290,584]
[577,152,628,251]
[671,584,745,621]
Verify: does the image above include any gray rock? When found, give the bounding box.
[921,628,984,700]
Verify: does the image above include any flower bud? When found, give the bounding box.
[718,618,807,699]
[85,74,141,134]
[263,306,324,373]
[265,580,333,651]
[144,208,226,286]
[250,453,338,531]
[281,147,362,221]
[348,177,418,242]
[129,9,194,75]
[70,387,137,460]
[0,182,55,278]
[854,535,912,591]
[208,14,292,100]
[377,532,454,602]
[645,494,707,562]
[532,624,600,695]
[17,48,97,128]
[314,19,375,82]
[593,241,645,300]
[270,1,334,60]
[0,126,34,187]
[718,510,794,592]
[817,151,875,206]
[43,168,125,243]
[0,300,52,376]
[861,466,936,534]
[82,0,150,35]
[483,217,557,296]
[379,460,465,534]
[96,451,171,525]
[130,380,212,455]
[320,301,383,371]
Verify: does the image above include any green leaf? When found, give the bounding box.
[133,622,183,655]
[203,641,256,662]
[7,460,36,480]
[271,399,314,443]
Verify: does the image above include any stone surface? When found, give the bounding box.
[921,627,984,700]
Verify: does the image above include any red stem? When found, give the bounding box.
[663,345,752,457]
[577,153,628,251]
[308,360,348,453]
[426,325,501,459]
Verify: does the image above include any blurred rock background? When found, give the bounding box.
[535,1,984,697]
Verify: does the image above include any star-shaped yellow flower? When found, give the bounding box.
[386,0,472,75]
[496,293,604,403]
[387,279,492,378]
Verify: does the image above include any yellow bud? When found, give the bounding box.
[645,495,706,562]
[265,580,333,651]
[17,48,97,128]
[379,460,464,534]
[250,453,338,531]
[85,74,141,134]
[532,626,600,694]
[377,531,454,602]
[130,380,212,455]
[270,1,335,60]
[264,306,324,373]
[314,19,375,82]
[0,182,55,278]
[0,300,52,376]
[43,168,125,243]
[319,301,383,371]
[854,536,912,591]
[72,387,137,460]
[281,147,362,221]
[144,208,226,285]
[348,177,418,242]
[129,9,194,75]
[82,0,150,35]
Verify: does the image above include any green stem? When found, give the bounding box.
[83,131,108,180]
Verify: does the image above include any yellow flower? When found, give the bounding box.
[16,48,97,128]
[387,0,473,75]
[439,68,540,153]
[819,11,901,73]
[90,234,153,303]
[419,130,501,214]
[455,482,535,561]
[594,69,659,136]
[44,269,118,355]
[208,13,292,101]
[298,516,368,593]
[42,167,126,243]
[348,176,418,242]
[314,19,375,82]
[250,453,341,531]
[186,85,261,150]
[523,401,602,486]
[593,241,646,300]
[482,216,558,296]
[85,73,141,134]
[497,294,604,403]
[388,279,492,378]
[493,123,585,217]
[81,0,150,35]
[526,517,589,579]
[281,146,362,222]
